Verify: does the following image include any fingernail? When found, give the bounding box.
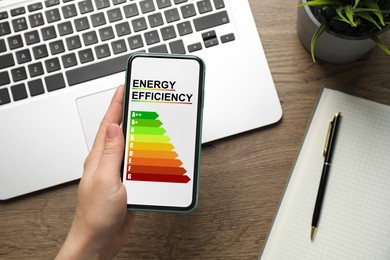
[106,124,118,139]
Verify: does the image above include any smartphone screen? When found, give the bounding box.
[121,53,204,212]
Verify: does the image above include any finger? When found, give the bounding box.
[95,123,124,185]
[93,85,124,150]
[84,86,124,172]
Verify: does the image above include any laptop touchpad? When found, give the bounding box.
[76,87,117,150]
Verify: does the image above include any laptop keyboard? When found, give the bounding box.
[0,0,235,106]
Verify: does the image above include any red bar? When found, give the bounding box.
[129,165,187,175]
[127,173,190,183]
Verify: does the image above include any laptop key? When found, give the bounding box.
[0,88,11,105]
[16,49,32,64]
[78,0,94,14]
[29,13,45,28]
[41,26,57,40]
[8,35,24,50]
[205,38,218,48]
[173,0,188,4]
[95,0,110,10]
[164,8,180,23]
[45,73,66,92]
[149,44,168,53]
[66,53,130,86]
[78,49,94,63]
[169,39,185,54]
[0,54,15,69]
[156,0,172,9]
[62,4,78,19]
[82,31,98,46]
[113,0,126,5]
[45,0,60,8]
[0,11,8,20]
[66,35,82,50]
[49,40,65,55]
[0,22,11,36]
[197,0,213,14]
[213,0,225,9]
[28,62,44,77]
[140,0,155,14]
[221,33,235,43]
[95,44,111,59]
[128,35,144,50]
[32,44,49,59]
[148,13,164,28]
[181,4,196,18]
[111,39,127,54]
[28,79,45,96]
[11,67,27,82]
[12,18,28,32]
[115,22,131,36]
[91,12,106,27]
[123,3,139,18]
[45,57,61,72]
[45,9,61,23]
[161,25,176,40]
[193,10,229,31]
[0,71,10,87]
[177,21,192,36]
[132,17,147,32]
[11,7,26,17]
[107,8,123,23]
[188,42,202,52]
[99,26,114,41]
[62,53,78,68]
[11,83,28,101]
[58,21,74,36]
[144,30,160,45]
[28,3,43,12]
[25,31,40,45]
[0,39,6,52]
[74,17,90,31]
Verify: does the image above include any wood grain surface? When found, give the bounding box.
[1,0,390,259]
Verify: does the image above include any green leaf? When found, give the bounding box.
[310,23,327,62]
[363,0,385,25]
[298,0,338,7]
[336,7,353,25]
[345,5,358,26]
[368,32,390,54]
[353,0,361,9]
[357,12,382,29]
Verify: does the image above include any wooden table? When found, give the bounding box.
[1,1,390,259]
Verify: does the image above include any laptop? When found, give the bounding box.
[0,0,282,199]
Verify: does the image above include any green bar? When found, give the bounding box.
[131,134,170,143]
[130,126,166,135]
[130,111,159,120]
[130,119,162,127]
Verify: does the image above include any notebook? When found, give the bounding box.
[0,0,282,199]
[260,88,390,260]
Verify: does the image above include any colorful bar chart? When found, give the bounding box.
[126,111,190,183]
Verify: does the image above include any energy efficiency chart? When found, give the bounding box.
[126,110,190,183]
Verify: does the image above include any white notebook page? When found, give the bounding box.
[261,88,390,260]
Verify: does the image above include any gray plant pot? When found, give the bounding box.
[297,0,383,63]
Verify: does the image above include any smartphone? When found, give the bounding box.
[121,53,205,212]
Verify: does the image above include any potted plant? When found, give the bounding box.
[297,0,390,63]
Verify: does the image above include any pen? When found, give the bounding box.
[311,112,342,241]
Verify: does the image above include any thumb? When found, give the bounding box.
[96,124,124,180]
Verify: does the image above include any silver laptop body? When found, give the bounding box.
[0,0,282,199]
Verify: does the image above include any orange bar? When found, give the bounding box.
[128,142,174,151]
[130,157,183,167]
[128,150,178,159]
